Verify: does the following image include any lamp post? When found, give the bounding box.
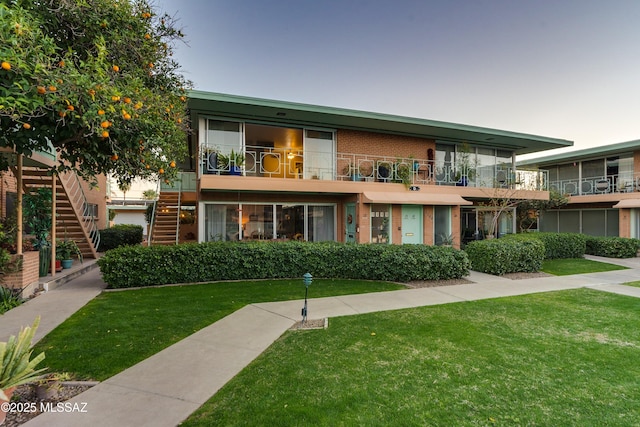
[301,272,313,324]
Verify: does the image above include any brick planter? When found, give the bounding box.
[3,251,40,295]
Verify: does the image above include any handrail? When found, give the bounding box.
[199,144,548,191]
[59,170,100,255]
[147,179,161,246]
[175,176,182,244]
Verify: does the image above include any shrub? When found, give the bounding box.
[465,238,545,275]
[98,224,143,252]
[0,286,22,314]
[585,236,640,258]
[97,241,471,288]
[505,232,586,259]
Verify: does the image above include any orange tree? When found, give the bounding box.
[0,0,190,185]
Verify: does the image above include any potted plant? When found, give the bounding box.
[0,317,47,425]
[377,161,392,182]
[358,161,374,181]
[202,146,219,174]
[217,149,245,175]
[439,233,454,247]
[395,162,413,188]
[56,240,83,269]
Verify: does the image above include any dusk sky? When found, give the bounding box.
[154,0,640,158]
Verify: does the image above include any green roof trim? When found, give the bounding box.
[519,139,640,167]
[187,91,572,155]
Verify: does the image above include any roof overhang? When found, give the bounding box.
[519,139,640,168]
[613,199,640,208]
[188,91,572,155]
[362,191,472,206]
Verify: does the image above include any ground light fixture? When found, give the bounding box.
[301,272,313,324]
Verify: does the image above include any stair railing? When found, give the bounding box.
[58,171,100,255]
[147,179,162,246]
[175,176,182,244]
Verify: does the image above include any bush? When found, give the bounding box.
[98,224,143,252]
[505,232,586,259]
[585,236,640,258]
[97,241,471,288]
[465,238,545,275]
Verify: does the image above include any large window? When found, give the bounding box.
[304,130,335,180]
[434,206,451,245]
[202,203,335,242]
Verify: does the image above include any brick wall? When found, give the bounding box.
[337,129,435,159]
[0,170,17,218]
[3,251,39,290]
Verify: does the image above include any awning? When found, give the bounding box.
[613,199,640,208]
[361,191,472,206]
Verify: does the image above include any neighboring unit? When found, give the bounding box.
[519,139,640,238]
[151,91,572,247]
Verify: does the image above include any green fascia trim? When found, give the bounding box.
[518,139,640,167]
[187,91,572,155]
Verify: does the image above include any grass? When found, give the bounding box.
[541,257,628,276]
[624,281,640,288]
[183,289,640,426]
[33,279,404,380]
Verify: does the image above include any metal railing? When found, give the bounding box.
[59,171,100,252]
[549,173,640,196]
[199,145,548,191]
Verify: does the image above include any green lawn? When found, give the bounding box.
[183,289,640,426]
[541,257,628,276]
[625,281,640,288]
[33,279,404,380]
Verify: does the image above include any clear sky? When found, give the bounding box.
[154,0,640,157]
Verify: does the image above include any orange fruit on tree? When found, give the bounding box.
[158,168,164,174]
[111,95,120,102]
[58,111,66,117]
[144,33,151,40]
[100,121,110,128]
[101,130,109,138]
[23,123,31,129]
[37,86,46,94]
[49,85,57,92]
[66,105,74,111]
[1,61,11,70]
[123,97,131,104]
[169,160,176,168]
[98,109,105,115]
[111,154,119,161]
[112,65,119,72]
[134,102,143,110]
[58,60,65,67]
[146,164,150,169]
[88,89,96,96]
[123,113,131,120]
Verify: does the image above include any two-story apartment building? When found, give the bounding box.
[150,91,571,248]
[518,139,640,238]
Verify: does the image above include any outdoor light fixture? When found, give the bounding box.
[301,272,313,324]
[287,152,295,160]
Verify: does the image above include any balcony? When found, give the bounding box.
[199,145,548,191]
[550,173,640,196]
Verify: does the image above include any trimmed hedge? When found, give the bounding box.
[98,224,143,252]
[464,238,545,275]
[585,236,640,258]
[504,232,586,259]
[97,241,471,288]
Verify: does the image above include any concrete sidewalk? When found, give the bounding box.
[14,256,640,426]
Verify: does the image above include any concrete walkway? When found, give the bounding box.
[1,255,635,426]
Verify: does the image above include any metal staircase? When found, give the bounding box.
[19,167,100,259]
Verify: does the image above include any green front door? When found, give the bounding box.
[345,203,356,243]
[401,205,422,244]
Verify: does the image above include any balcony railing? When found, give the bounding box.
[199,145,548,191]
[550,173,640,196]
